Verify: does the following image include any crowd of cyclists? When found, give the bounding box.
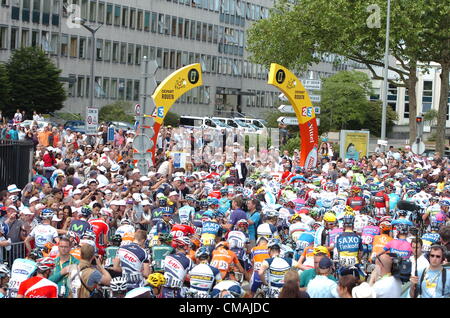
[1,119,450,298]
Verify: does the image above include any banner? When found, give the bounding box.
[339,130,370,160]
[268,64,319,169]
[148,64,203,163]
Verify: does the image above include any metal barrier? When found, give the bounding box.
[0,139,34,191]
[0,241,26,265]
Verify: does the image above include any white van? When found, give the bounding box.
[212,117,256,134]
[179,116,232,131]
[240,118,267,130]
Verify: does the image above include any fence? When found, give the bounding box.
[0,140,34,191]
[0,242,26,265]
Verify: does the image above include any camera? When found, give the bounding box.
[388,253,412,283]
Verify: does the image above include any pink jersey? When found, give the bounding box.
[383,239,413,259]
[361,226,380,245]
[329,228,343,245]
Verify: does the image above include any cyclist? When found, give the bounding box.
[257,210,281,241]
[162,236,193,298]
[371,219,393,260]
[257,239,293,298]
[88,207,110,256]
[227,219,251,277]
[187,246,222,298]
[178,195,196,224]
[200,210,223,249]
[248,236,270,296]
[6,248,41,298]
[192,199,208,236]
[421,221,442,253]
[347,186,365,212]
[372,184,390,220]
[0,263,10,298]
[68,206,93,236]
[109,276,128,298]
[314,212,338,254]
[151,195,170,227]
[170,220,196,239]
[115,218,136,238]
[24,208,59,252]
[334,214,364,276]
[211,279,245,298]
[379,223,413,260]
[104,234,122,270]
[16,257,57,298]
[210,241,245,280]
[152,233,174,273]
[156,211,173,235]
[289,214,311,242]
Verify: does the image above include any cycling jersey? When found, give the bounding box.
[68,219,92,237]
[361,225,380,245]
[383,238,413,259]
[211,247,240,279]
[295,231,315,258]
[371,234,393,258]
[201,220,223,246]
[104,246,119,267]
[152,207,172,225]
[335,231,363,267]
[426,204,442,220]
[289,222,310,242]
[388,193,401,211]
[262,256,293,288]
[115,224,136,238]
[29,224,58,248]
[412,191,431,210]
[188,263,222,293]
[170,224,195,238]
[392,218,414,227]
[257,223,279,240]
[178,205,195,224]
[226,230,248,250]
[373,191,389,208]
[163,252,193,288]
[211,280,244,298]
[347,196,365,211]
[192,210,205,228]
[88,218,109,254]
[117,243,150,287]
[354,214,371,234]
[421,232,441,252]
[152,244,174,272]
[300,246,315,269]
[7,258,37,298]
[17,276,58,298]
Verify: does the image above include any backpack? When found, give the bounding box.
[418,267,447,297]
[68,265,98,298]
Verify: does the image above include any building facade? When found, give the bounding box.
[0,0,364,120]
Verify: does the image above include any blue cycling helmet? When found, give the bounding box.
[430,221,441,232]
[440,199,450,207]
[199,200,209,208]
[396,223,409,234]
[342,214,355,226]
[80,206,92,217]
[207,197,219,206]
[202,210,215,219]
[195,246,210,260]
[41,208,55,219]
[0,222,9,236]
[218,205,228,215]
[220,187,228,195]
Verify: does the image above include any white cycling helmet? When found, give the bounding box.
[110,276,128,292]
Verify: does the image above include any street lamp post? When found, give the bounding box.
[380,0,391,151]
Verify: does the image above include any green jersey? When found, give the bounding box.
[105,246,119,267]
[151,244,174,272]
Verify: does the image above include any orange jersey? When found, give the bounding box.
[70,248,81,260]
[210,247,239,278]
[371,234,393,257]
[188,250,197,263]
[250,245,269,264]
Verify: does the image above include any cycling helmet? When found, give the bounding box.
[313,246,330,256]
[173,236,191,249]
[220,187,229,196]
[146,273,166,288]
[344,205,355,215]
[236,219,249,229]
[379,216,392,223]
[110,276,128,292]
[266,210,279,219]
[267,238,281,250]
[110,234,122,245]
[256,236,269,245]
[185,195,197,202]
[195,246,211,260]
[120,218,131,225]
[202,210,215,219]
[80,205,92,217]
[430,221,441,232]
[207,197,219,206]
[158,233,172,243]
[290,214,302,223]
[0,263,10,278]
[36,257,56,271]
[29,248,44,260]
[158,197,168,207]
[379,221,392,232]
[199,199,209,208]
[41,208,54,219]
[398,210,408,217]
[67,231,80,245]
[82,230,96,240]
[350,186,361,194]
[396,223,409,235]
[323,212,337,223]
[440,199,450,207]
[190,237,201,249]
[342,214,355,227]
[367,217,378,227]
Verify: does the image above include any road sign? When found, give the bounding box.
[133,134,154,153]
[86,107,98,135]
[302,79,322,91]
[377,139,388,146]
[135,104,141,116]
[411,141,425,155]
[107,127,115,142]
[309,95,321,103]
[278,116,320,126]
[278,105,320,114]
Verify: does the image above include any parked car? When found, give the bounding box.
[106,121,135,132]
[64,120,86,134]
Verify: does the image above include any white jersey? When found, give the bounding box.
[336,177,350,191]
[257,223,279,239]
[178,205,195,224]
[263,256,293,288]
[29,224,58,248]
[189,263,222,293]
[318,191,337,208]
[115,224,136,237]
[354,214,371,234]
[289,222,310,241]
[7,258,37,298]
[412,191,432,209]
[227,231,248,249]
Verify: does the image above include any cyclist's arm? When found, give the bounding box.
[111,257,122,273]
[24,235,32,252]
[257,262,269,285]
[142,261,151,278]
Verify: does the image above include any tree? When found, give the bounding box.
[99,101,134,123]
[6,47,66,116]
[163,111,180,127]
[0,63,11,112]
[319,71,397,136]
[247,0,448,145]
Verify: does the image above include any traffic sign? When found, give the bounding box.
[135,104,141,116]
[310,95,321,103]
[278,105,320,114]
[86,107,98,135]
[302,79,322,91]
[133,134,154,153]
[411,141,425,155]
[277,116,320,126]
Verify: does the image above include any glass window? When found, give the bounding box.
[135,45,141,65]
[118,78,125,100]
[122,7,128,27]
[156,47,162,67]
[196,21,201,41]
[142,45,148,59]
[80,0,88,19]
[89,1,96,22]
[103,40,111,61]
[144,11,150,31]
[149,46,156,60]
[21,29,30,48]
[85,76,90,98]
[134,80,140,101]
[178,17,183,38]
[127,43,134,64]
[184,19,190,38]
[163,49,169,68]
[137,10,143,30]
[213,25,218,44]
[10,28,18,50]
[111,78,118,99]
[165,15,171,35]
[422,81,433,113]
[120,42,126,63]
[60,33,68,56]
[96,38,102,60]
[151,12,157,33]
[112,41,119,62]
[130,8,136,29]
[114,5,120,26]
[77,76,85,97]
[106,4,112,24]
[69,36,77,57]
[98,2,105,23]
[170,50,176,69]
[181,51,188,66]
[102,77,109,99]
[176,51,182,68]
[126,79,133,100]
[190,20,196,40]
[158,13,165,34]
[387,83,398,112]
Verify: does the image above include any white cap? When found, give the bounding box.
[76,184,86,189]
[169,191,179,197]
[132,168,140,174]
[132,193,142,202]
[110,200,119,206]
[103,147,110,152]
[35,203,46,210]
[77,149,84,156]
[98,166,107,173]
[100,208,112,216]
[73,189,82,195]
[148,171,156,177]
[104,189,112,195]
[29,197,39,204]
[7,184,21,193]
[84,159,91,165]
[173,177,183,182]
[141,200,151,206]
[140,176,150,182]
[52,214,62,222]
[21,208,34,215]
[111,164,120,172]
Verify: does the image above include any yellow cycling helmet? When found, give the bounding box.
[290,214,302,223]
[344,205,355,215]
[147,273,166,288]
[323,212,337,223]
[313,246,330,256]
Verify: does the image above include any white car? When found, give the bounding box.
[19,120,53,129]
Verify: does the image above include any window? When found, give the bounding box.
[68,76,75,97]
[151,12,157,33]
[80,0,88,19]
[190,20,196,39]
[126,79,133,100]
[130,8,136,29]
[169,50,175,69]
[114,5,120,26]
[79,37,86,58]
[201,23,207,42]
[89,1,96,22]
[112,41,119,62]
[212,56,217,73]
[106,3,112,24]
[127,43,134,64]
[176,51,182,68]
[144,11,150,32]
[135,45,141,65]
[213,25,218,44]
[21,29,29,47]
[96,39,102,60]
[133,80,140,101]
[388,83,398,112]
[111,78,118,99]
[69,35,77,57]
[181,51,188,66]
[142,45,148,60]
[103,40,111,61]
[163,49,169,68]
[77,76,85,97]
[137,10,143,30]
[156,47,162,67]
[404,88,409,119]
[118,79,125,100]
[98,2,105,23]
[120,42,126,63]
[158,14,165,34]
[184,19,190,38]
[171,16,177,36]
[102,78,109,99]
[196,21,201,41]
[164,15,170,35]
[122,7,128,27]
[60,34,68,56]
[149,46,156,60]
[10,28,18,50]
[422,81,433,113]
[188,52,194,64]
[178,17,183,38]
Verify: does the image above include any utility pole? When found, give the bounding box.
[380,0,391,151]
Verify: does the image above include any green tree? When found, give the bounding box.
[0,63,11,112]
[99,101,134,123]
[6,47,66,115]
[319,71,397,136]
[163,111,180,127]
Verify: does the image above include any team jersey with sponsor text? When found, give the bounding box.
[17,276,58,298]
